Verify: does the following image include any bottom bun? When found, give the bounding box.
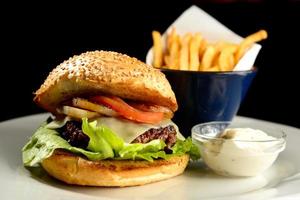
[42,149,189,187]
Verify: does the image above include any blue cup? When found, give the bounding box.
[161,68,257,137]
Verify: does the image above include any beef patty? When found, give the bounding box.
[131,125,177,149]
[59,121,177,151]
[60,121,90,149]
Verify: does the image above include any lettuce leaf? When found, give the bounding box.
[22,119,200,167]
[82,119,112,158]
[117,139,167,161]
[171,137,201,160]
[22,124,113,167]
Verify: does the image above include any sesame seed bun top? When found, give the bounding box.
[34,50,178,114]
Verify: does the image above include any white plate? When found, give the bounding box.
[1,114,300,200]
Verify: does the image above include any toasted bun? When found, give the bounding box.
[41,150,189,187]
[34,51,177,114]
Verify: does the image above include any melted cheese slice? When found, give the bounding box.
[46,117,184,143]
[46,116,71,129]
[97,117,184,143]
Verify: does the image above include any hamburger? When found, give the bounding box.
[22,50,199,187]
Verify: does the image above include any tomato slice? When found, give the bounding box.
[128,102,174,119]
[90,96,164,124]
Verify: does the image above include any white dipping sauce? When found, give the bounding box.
[201,128,285,177]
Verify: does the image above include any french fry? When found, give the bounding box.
[235,29,268,63]
[152,31,163,68]
[205,65,220,72]
[211,41,224,67]
[167,27,177,51]
[218,49,235,71]
[179,33,192,71]
[200,45,217,71]
[198,38,207,59]
[224,43,238,53]
[208,41,234,65]
[189,33,202,71]
[214,41,226,52]
[164,55,171,67]
[212,54,220,68]
[214,41,237,51]
[224,45,238,56]
[169,35,180,69]
[218,43,237,71]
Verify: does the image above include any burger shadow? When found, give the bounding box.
[24,161,226,199]
[25,166,153,199]
[21,160,255,200]
[184,160,224,179]
[183,160,249,181]
[26,167,191,200]
[25,167,114,196]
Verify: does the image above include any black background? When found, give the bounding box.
[2,1,300,128]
